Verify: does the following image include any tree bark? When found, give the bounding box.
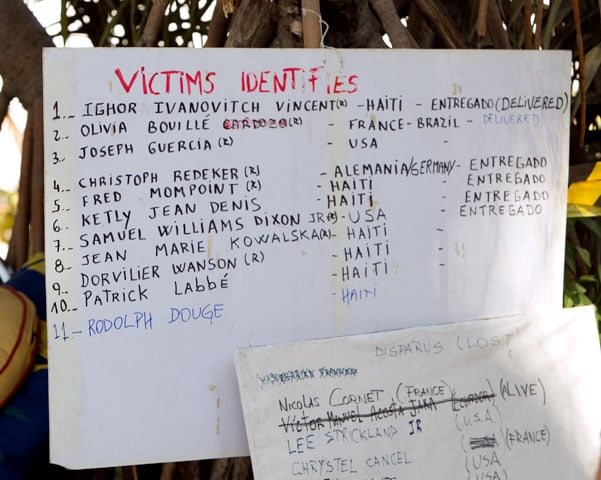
[407,4,436,47]
[273,0,304,48]
[371,0,418,47]
[0,0,53,269]
[485,0,511,48]
[225,0,278,48]
[301,0,322,48]
[409,0,466,48]
[205,0,232,47]
[136,0,171,47]
[321,0,387,47]
[0,0,53,110]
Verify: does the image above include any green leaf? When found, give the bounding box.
[564,294,575,308]
[578,292,593,305]
[581,218,601,239]
[565,246,577,272]
[574,281,587,294]
[575,246,592,267]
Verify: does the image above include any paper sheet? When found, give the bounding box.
[43,48,570,467]
[236,307,601,480]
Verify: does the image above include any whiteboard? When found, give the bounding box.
[43,48,570,468]
[236,306,601,480]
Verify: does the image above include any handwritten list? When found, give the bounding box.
[43,49,570,467]
[236,307,601,480]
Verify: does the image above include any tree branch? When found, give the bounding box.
[371,0,418,47]
[205,0,231,47]
[533,0,544,49]
[30,97,44,255]
[225,0,278,48]
[573,0,586,148]
[0,0,53,109]
[0,0,53,268]
[302,0,322,47]
[486,0,511,48]
[409,0,466,48]
[272,0,304,48]
[523,0,533,48]
[136,0,171,47]
[407,4,435,48]
[476,0,488,47]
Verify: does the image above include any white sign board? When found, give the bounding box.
[236,306,601,480]
[43,49,570,468]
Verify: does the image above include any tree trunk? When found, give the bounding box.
[0,0,52,109]
[0,0,53,270]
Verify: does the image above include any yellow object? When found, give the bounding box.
[0,285,40,408]
[568,162,601,217]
